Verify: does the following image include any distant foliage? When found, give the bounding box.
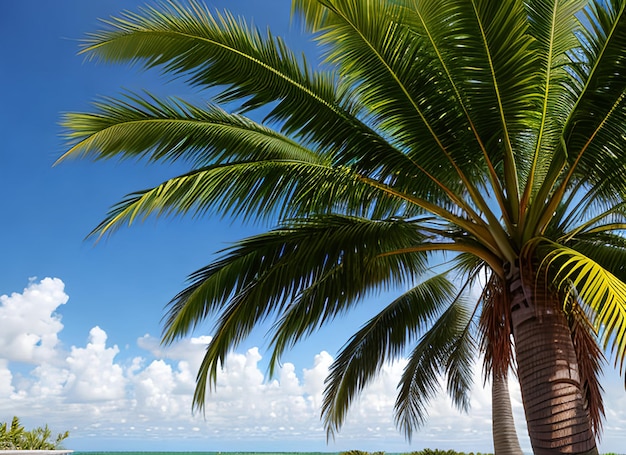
[406,451,493,455]
[340,451,386,455]
[340,451,493,455]
[0,416,69,450]
[339,451,626,455]
[406,450,493,455]
[339,451,386,455]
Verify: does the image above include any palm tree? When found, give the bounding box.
[58,0,626,453]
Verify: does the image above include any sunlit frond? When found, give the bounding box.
[545,244,626,372]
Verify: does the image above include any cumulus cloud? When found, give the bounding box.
[0,360,14,396]
[0,277,67,363]
[1,277,625,453]
[64,326,126,402]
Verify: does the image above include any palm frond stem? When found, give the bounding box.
[377,242,503,277]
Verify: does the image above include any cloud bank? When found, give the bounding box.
[1,278,624,453]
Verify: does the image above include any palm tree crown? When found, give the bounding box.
[60,1,626,453]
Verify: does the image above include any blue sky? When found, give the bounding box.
[1,1,626,453]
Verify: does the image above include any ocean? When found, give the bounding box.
[73,453,348,455]
[73,453,346,455]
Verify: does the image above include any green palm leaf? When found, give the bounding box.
[545,244,626,370]
[538,0,626,229]
[321,274,456,437]
[522,0,587,205]
[79,0,447,200]
[306,1,504,227]
[178,215,433,408]
[394,298,474,439]
[59,92,320,165]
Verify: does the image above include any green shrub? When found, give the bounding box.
[405,451,494,455]
[0,416,69,450]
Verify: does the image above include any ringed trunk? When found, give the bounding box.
[507,262,598,455]
[492,373,524,455]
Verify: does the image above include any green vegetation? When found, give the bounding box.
[340,451,493,455]
[340,451,624,455]
[0,416,69,450]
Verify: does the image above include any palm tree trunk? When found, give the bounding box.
[492,373,524,455]
[507,262,598,455]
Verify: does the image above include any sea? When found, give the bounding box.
[72,453,363,455]
[72,453,355,455]
[72,453,397,455]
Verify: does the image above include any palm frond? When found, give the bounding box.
[165,214,430,342]
[398,0,511,229]
[522,0,587,206]
[59,92,321,165]
[569,234,626,283]
[559,201,626,242]
[267,244,433,373]
[543,243,626,372]
[79,0,460,208]
[394,299,473,439]
[321,274,456,437]
[165,215,434,409]
[539,0,626,229]
[87,159,430,239]
[291,0,333,32]
[308,0,500,227]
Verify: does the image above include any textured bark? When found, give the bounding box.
[507,262,598,455]
[492,373,524,455]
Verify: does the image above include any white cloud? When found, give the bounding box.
[64,326,126,402]
[0,277,67,363]
[0,359,14,396]
[1,277,625,453]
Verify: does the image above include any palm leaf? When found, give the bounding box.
[538,0,626,230]
[266,244,432,373]
[570,233,626,283]
[59,92,321,165]
[544,243,626,372]
[307,0,499,225]
[321,274,456,437]
[182,215,436,410]
[521,0,587,206]
[79,0,459,209]
[86,160,425,239]
[394,298,474,439]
